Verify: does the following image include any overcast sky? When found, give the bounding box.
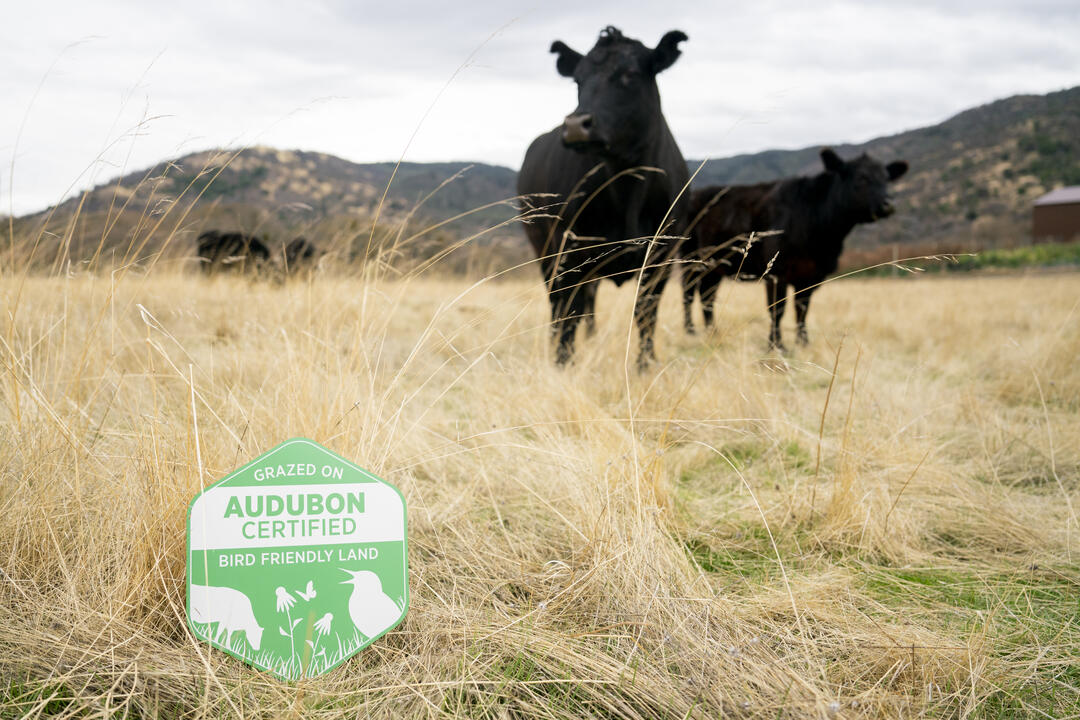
[2,0,1077,215]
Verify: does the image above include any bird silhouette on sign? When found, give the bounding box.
[297,581,316,602]
[340,569,402,638]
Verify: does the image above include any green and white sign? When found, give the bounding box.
[186,438,408,680]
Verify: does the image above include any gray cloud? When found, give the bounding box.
[2,0,1078,214]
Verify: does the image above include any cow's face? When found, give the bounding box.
[550,26,686,163]
[821,148,908,223]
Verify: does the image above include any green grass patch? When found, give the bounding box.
[1,680,86,719]
[496,652,541,682]
[682,527,810,590]
[685,538,776,579]
[439,652,625,719]
[949,242,1080,272]
[860,565,1079,630]
[859,564,1080,718]
[781,440,812,471]
[858,241,1080,276]
[677,442,767,486]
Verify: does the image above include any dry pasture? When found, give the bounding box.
[1,265,1078,718]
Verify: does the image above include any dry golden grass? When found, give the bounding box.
[1,263,1078,718]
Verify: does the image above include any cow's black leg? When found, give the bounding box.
[793,284,814,346]
[634,288,662,369]
[681,266,697,334]
[765,276,788,351]
[554,317,580,365]
[634,262,670,369]
[582,282,598,337]
[550,291,578,365]
[539,257,563,340]
[549,271,588,366]
[701,274,720,330]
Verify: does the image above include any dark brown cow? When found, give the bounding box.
[196,231,271,274]
[518,26,690,368]
[281,237,323,274]
[681,149,908,348]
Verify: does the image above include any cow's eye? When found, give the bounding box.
[619,71,636,87]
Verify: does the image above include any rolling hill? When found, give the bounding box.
[689,85,1080,254]
[13,85,1079,270]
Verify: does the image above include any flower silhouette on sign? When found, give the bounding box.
[275,587,295,612]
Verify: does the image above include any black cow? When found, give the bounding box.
[517,26,690,368]
[681,149,908,349]
[195,231,271,274]
[281,237,323,274]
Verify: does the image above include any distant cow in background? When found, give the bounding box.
[195,231,271,274]
[281,237,323,274]
[681,148,908,349]
[518,26,690,368]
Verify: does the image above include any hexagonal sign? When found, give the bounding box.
[186,438,408,680]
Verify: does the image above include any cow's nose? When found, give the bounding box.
[562,113,593,144]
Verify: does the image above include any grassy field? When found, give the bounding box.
[851,240,1080,276]
[1,264,1078,718]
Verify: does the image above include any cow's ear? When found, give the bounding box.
[887,160,909,181]
[651,31,687,74]
[820,148,844,173]
[550,41,583,77]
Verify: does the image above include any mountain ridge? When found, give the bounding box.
[14,85,1079,268]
